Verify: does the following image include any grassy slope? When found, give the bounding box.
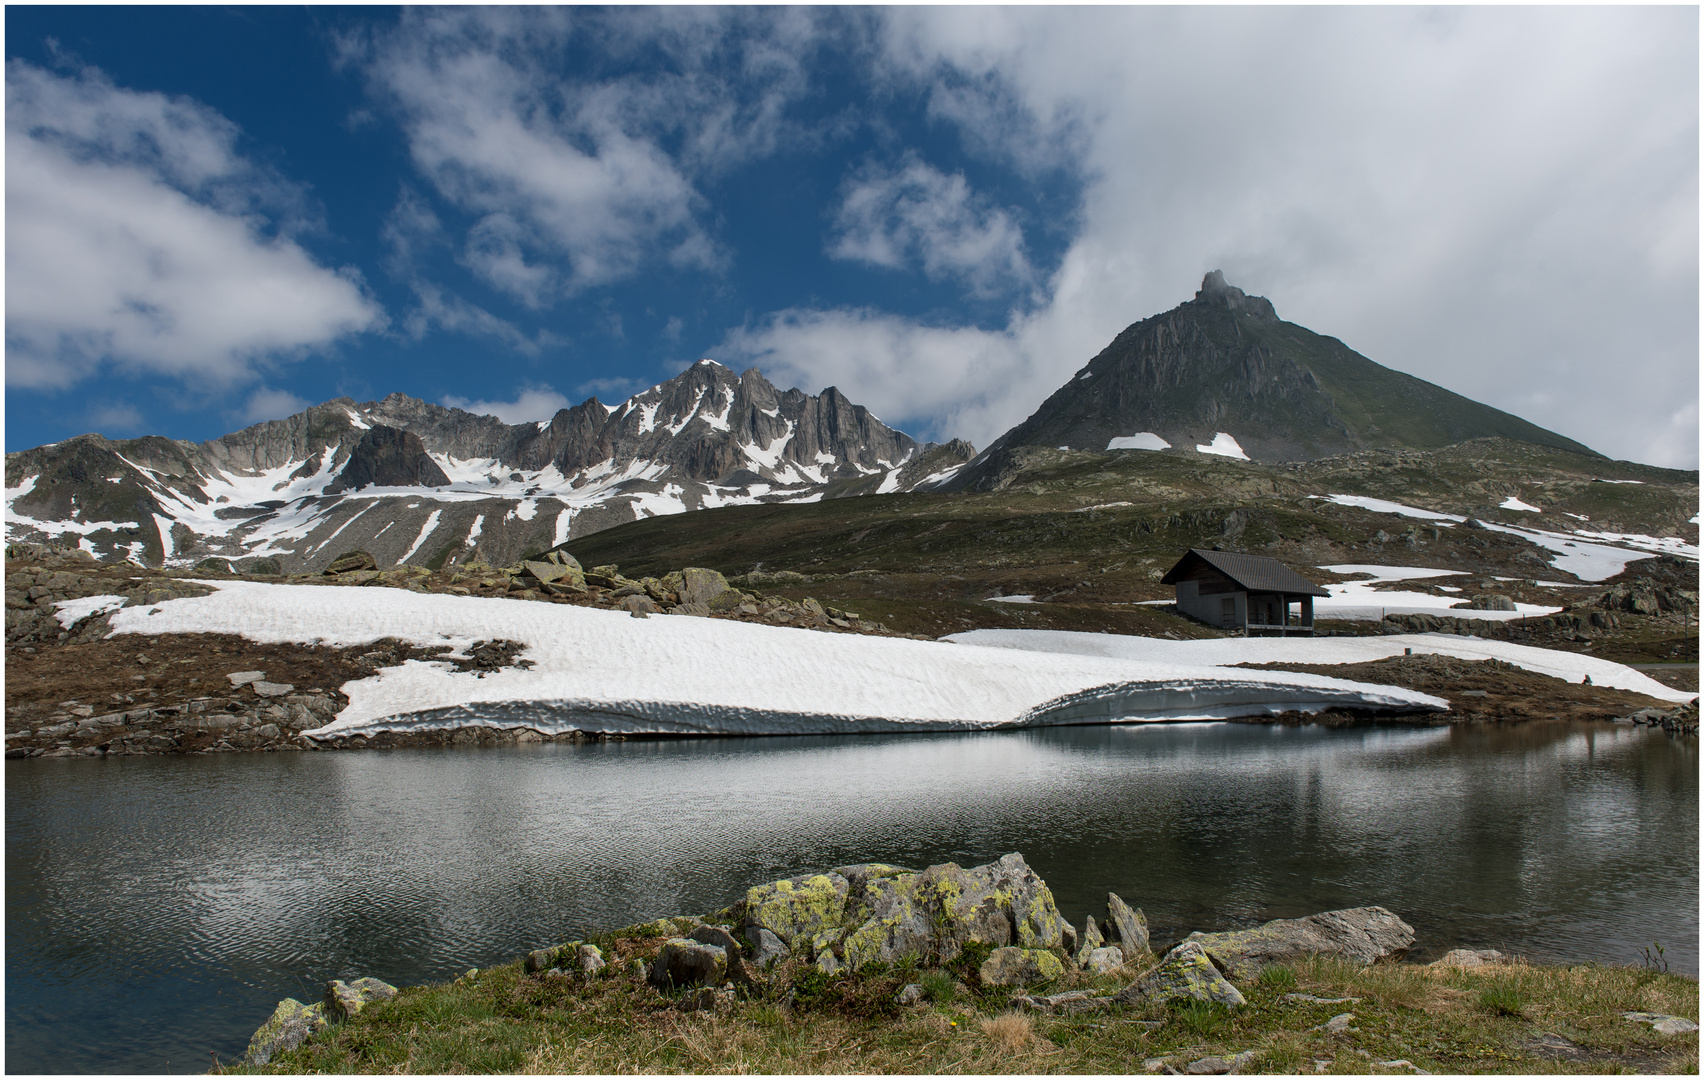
[224,945,1698,1075]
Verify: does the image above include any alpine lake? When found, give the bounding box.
[6,718,1697,1074]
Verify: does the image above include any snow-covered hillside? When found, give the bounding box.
[94,580,1447,737]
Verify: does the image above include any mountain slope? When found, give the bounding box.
[953,271,1596,490]
[3,362,973,572]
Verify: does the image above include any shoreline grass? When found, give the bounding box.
[217,940,1698,1075]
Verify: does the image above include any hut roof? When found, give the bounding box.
[1160,548,1330,597]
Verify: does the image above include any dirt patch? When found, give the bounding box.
[1232,654,1686,725]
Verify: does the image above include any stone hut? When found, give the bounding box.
[1161,548,1330,636]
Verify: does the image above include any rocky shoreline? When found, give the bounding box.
[238,852,1700,1074]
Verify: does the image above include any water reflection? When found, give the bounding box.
[7,720,1695,1074]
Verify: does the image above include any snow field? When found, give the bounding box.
[100,581,1447,738]
[946,628,1694,704]
[1313,563,1559,622]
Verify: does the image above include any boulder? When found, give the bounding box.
[747,927,787,969]
[688,924,744,961]
[679,567,731,607]
[1431,948,1506,968]
[245,998,326,1065]
[227,671,265,688]
[979,946,1065,987]
[1011,989,1115,1015]
[1184,906,1414,981]
[1084,946,1126,974]
[619,595,662,615]
[1464,594,1516,611]
[1112,941,1246,1010]
[252,681,294,698]
[522,560,578,585]
[577,944,606,975]
[738,853,1068,973]
[323,976,398,1021]
[1075,915,1106,967]
[649,938,728,989]
[1107,892,1151,961]
[324,551,378,575]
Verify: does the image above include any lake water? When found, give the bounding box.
[7,720,1697,1074]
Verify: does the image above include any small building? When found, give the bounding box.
[1161,548,1330,636]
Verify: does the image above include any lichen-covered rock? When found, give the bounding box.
[245,997,326,1065]
[649,938,728,989]
[1107,892,1150,961]
[1076,915,1106,967]
[1084,946,1126,974]
[742,853,1068,973]
[742,872,851,949]
[1112,941,1246,1009]
[323,976,398,1021]
[324,551,378,575]
[525,941,582,974]
[576,943,606,974]
[1185,906,1414,981]
[979,946,1065,986]
[679,567,732,606]
[1431,948,1506,968]
[688,924,743,960]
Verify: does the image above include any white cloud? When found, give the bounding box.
[4,61,385,391]
[86,401,145,433]
[241,386,311,424]
[574,375,649,402]
[829,155,1034,297]
[441,386,571,424]
[794,7,1697,466]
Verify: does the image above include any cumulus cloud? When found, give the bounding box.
[786,6,1697,464]
[441,385,571,424]
[356,9,831,304]
[4,61,384,391]
[240,386,311,424]
[829,155,1034,297]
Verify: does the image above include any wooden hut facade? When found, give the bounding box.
[1161,548,1330,636]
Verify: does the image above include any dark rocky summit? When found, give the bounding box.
[951,271,1598,490]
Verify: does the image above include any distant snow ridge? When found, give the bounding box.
[1314,494,1698,582]
[1107,433,1170,451]
[4,363,975,574]
[105,581,1447,737]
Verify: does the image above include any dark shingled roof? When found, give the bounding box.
[1160,549,1330,597]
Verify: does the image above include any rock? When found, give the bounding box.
[577,944,606,975]
[741,872,851,950]
[671,601,711,617]
[1184,906,1414,981]
[649,938,728,989]
[1464,518,1489,530]
[1431,948,1506,968]
[680,986,736,1013]
[1624,1011,1700,1034]
[1112,941,1246,1010]
[227,671,265,688]
[679,567,731,607]
[1107,892,1151,961]
[1012,990,1114,1015]
[324,551,378,575]
[255,723,282,740]
[245,998,326,1065]
[688,924,744,961]
[897,983,925,1005]
[1465,594,1516,611]
[747,927,787,969]
[619,594,662,615]
[979,946,1066,987]
[1283,993,1361,1004]
[1075,914,1106,966]
[522,560,579,585]
[1084,946,1126,974]
[1312,1012,1355,1034]
[323,976,398,1021]
[252,681,294,698]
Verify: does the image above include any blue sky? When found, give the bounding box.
[5,7,1698,467]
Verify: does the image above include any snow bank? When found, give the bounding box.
[1107,433,1170,451]
[1196,433,1249,460]
[1314,563,1560,622]
[945,628,1694,704]
[101,581,1447,739]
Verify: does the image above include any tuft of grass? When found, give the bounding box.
[1258,964,1298,991]
[980,1010,1035,1052]
[1171,999,1233,1037]
[919,968,957,1004]
[1478,984,1524,1017]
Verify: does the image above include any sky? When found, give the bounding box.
[4,6,1698,469]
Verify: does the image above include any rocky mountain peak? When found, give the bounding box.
[1193,270,1278,321]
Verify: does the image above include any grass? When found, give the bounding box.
[217,944,1699,1075]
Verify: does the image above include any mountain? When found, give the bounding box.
[951,271,1597,491]
[3,361,973,572]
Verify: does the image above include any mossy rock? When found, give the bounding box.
[245,997,327,1065]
